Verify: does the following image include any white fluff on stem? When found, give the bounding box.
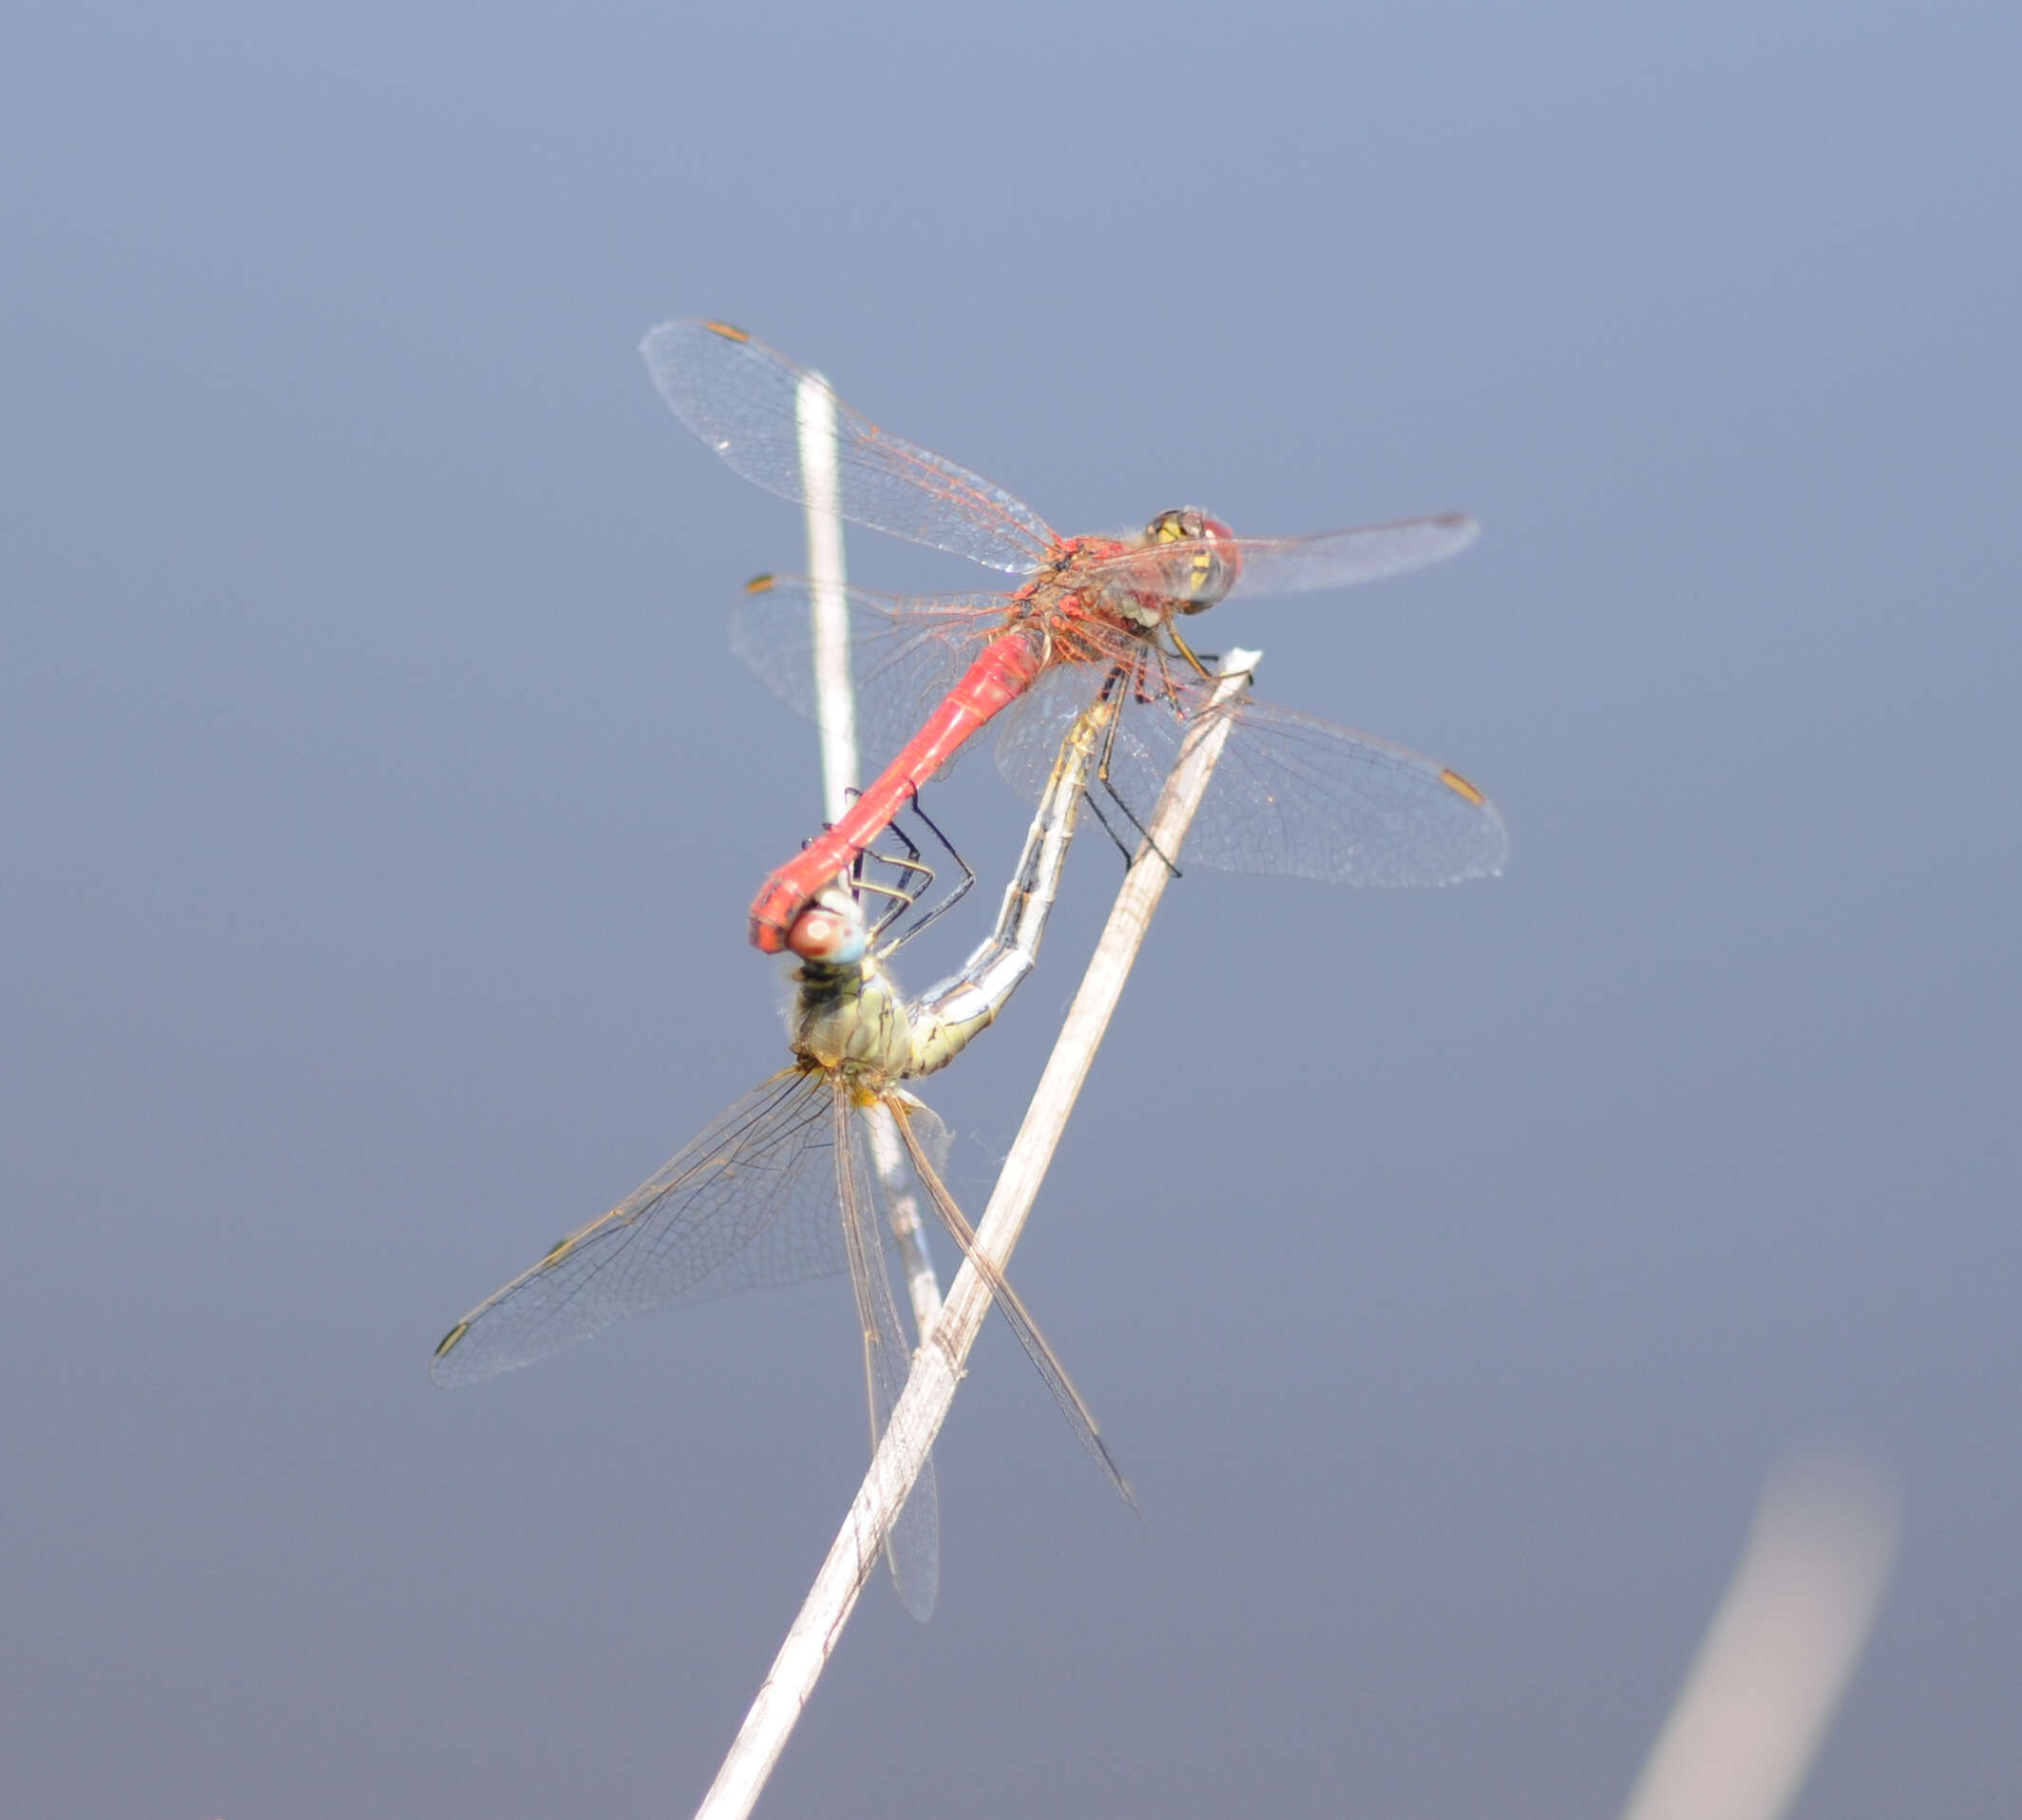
[694,650,1262,1820]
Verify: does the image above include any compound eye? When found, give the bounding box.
[1192,527,1236,608]
[1144,508,1236,607]
[788,901,868,965]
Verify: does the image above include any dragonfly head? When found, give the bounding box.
[1144,508,1239,612]
[787,889,869,967]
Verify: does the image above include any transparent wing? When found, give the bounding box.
[730,575,1009,779]
[836,1096,939,1621]
[641,319,1059,574]
[432,1069,875,1387]
[888,1101,1135,1512]
[1080,513,1478,604]
[996,661,1509,887]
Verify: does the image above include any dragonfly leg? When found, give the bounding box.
[1167,623,1219,684]
[857,814,933,944]
[873,790,977,959]
[1092,671,1183,879]
[1081,788,1137,868]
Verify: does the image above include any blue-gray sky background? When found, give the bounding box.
[5,2,2016,1813]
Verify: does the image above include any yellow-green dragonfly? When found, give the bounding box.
[433,706,1127,1619]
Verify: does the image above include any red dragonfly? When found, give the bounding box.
[640,319,1509,953]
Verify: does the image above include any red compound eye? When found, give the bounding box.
[788,905,864,964]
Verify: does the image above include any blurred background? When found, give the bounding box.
[4,1,2015,1813]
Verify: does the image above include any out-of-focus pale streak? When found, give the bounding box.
[794,368,942,1340]
[794,370,856,830]
[1619,1449,1902,1820]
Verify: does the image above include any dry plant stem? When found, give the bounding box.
[694,649,1261,1820]
[795,372,944,1340]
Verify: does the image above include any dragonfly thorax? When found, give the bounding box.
[789,952,918,1082]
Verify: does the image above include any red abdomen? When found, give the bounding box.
[748,630,1047,953]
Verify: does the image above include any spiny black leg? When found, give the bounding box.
[1083,788,1135,868]
[877,789,977,958]
[1092,694,1182,878]
[860,872,925,944]
[1097,770,1182,878]
[858,815,933,943]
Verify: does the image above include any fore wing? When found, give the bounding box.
[641,319,1059,574]
[432,1069,853,1386]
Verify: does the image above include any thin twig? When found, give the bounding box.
[694,649,1262,1820]
[794,371,943,1339]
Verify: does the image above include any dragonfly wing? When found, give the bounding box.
[731,577,1003,781]
[1183,688,1508,884]
[887,1100,1135,1511]
[1080,513,1478,603]
[992,661,1110,803]
[997,662,1509,887]
[641,319,1058,575]
[432,1069,865,1387]
[839,1097,940,1621]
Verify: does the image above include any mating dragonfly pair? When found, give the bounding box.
[432,323,1508,1619]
